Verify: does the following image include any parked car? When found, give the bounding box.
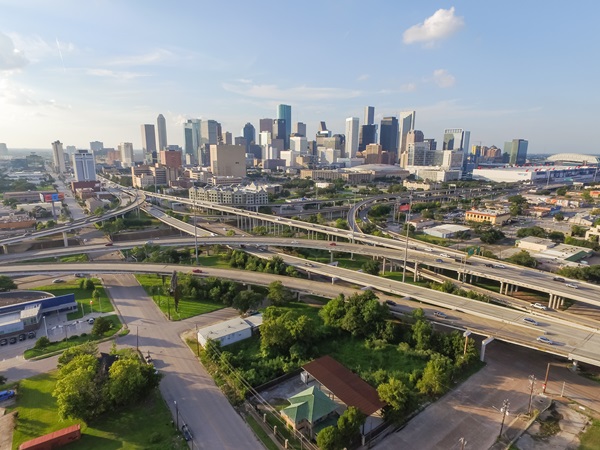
[537,336,554,345]
[74,273,86,278]
[181,424,192,441]
[0,390,16,401]
[523,317,539,326]
[531,303,548,311]
[27,331,36,339]
[18,334,26,341]
[565,283,579,289]
[0,338,7,346]
[9,337,17,344]
[433,311,448,319]
[87,318,95,325]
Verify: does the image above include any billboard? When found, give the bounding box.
[39,192,65,202]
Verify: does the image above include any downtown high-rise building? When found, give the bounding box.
[51,140,66,173]
[398,111,416,157]
[364,106,375,125]
[119,142,134,167]
[443,128,470,171]
[89,141,103,152]
[380,116,399,154]
[200,120,220,166]
[141,124,157,164]
[345,117,359,158]
[505,139,528,165]
[157,114,168,151]
[272,119,286,146]
[259,118,273,133]
[210,144,246,178]
[293,122,306,137]
[72,150,96,181]
[277,104,291,148]
[243,123,255,146]
[184,119,201,164]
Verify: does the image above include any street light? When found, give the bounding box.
[193,199,199,265]
[174,400,179,430]
[498,399,510,439]
[42,315,48,337]
[463,330,472,356]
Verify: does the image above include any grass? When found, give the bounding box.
[411,233,451,247]
[24,315,121,360]
[32,279,113,320]
[10,372,188,450]
[245,414,280,450]
[135,274,225,321]
[580,419,600,450]
[16,254,89,264]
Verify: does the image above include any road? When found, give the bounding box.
[100,273,263,450]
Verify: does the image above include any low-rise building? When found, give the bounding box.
[189,186,269,206]
[423,224,470,238]
[516,236,593,263]
[196,314,262,348]
[407,217,435,230]
[465,208,511,225]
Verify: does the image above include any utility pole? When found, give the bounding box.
[543,363,550,393]
[194,199,199,265]
[402,191,414,283]
[528,375,536,415]
[498,399,510,439]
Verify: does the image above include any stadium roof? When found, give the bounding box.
[546,153,600,165]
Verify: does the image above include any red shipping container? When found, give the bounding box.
[19,424,81,450]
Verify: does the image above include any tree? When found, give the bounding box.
[34,336,50,349]
[319,295,346,330]
[266,280,292,306]
[58,342,98,368]
[548,231,565,243]
[317,426,340,450]
[53,354,100,420]
[411,319,433,351]
[0,374,6,385]
[84,279,95,290]
[516,226,547,238]
[92,289,101,310]
[107,357,147,406]
[479,228,505,244]
[91,316,112,336]
[507,250,538,268]
[337,406,366,447]
[377,378,410,417]
[232,290,262,314]
[361,260,381,276]
[0,275,17,292]
[553,212,565,222]
[416,354,453,396]
[556,186,568,196]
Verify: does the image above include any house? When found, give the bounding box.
[280,386,338,438]
[196,314,262,348]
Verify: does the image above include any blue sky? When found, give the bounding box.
[1,0,598,154]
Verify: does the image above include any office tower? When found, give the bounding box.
[222,131,233,145]
[380,117,399,154]
[72,150,96,181]
[364,106,375,125]
[200,120,220,165]
[406,142,434,166]
[159,149,182,169]
[290,136,308,154]
[358,124,377,151]
[243,122,255,149]
[505,139,529,165]
[89,141,103,152]
[293,122,306,137]
[234,136,247,148]
[119,142,134,167]
[398,111,416,156]
[345,117,359,158]
[272,119,286,146]
[184,119,201,164]
[51,140,66,173]
[210,144,246,178]
[157,114,168,151]
[364,143,382,164]
[424,138,437,151]
[0,143,7,155]
[259,118,273,133]
[277,104,291,148]
[443,128,470,152]
[141,124,157,163]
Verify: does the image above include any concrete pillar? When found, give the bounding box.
[62,231,69,247]
[382,258,386,274]
[500,282,505,295]
[481,336,494,362]
[2,244,8,254]
[330,252,334,263]
[469,274,473,283]
[559,297,564,307]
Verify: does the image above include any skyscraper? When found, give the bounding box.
[200,120,220,165]
[210,144,246,178]
[505,139,528,165]
[364,106,375,125]
[89,141,103,152]
[345,117,359,158]
[398,111,416,157]
[119,142,134,167]
[272,119,286,146]
[443,128,470,152]
[141,124,157,163]
[72,150,96,181]
[51,140,66,173]
[184,119,201,164]
[358,125,377,151]
[293,122,306,137]
[380,117,399,154]
[277,104,291,148]
[157,114,168,151]
[243,123,255,147]
[259,118,273,133]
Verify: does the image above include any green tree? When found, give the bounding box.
[319,295,346,329]
[361,260,381,276]
[92,289,101,310]
[91,316,112,336]
[84,279,95,290]
[232,290,262,314]
[553,212,565,221]
[107,358,147,406]
[411,319,433,351]
[0,374,6,385]
[548,231,565,243]
[58,342,98,368]
[0,275,17,292]
[316,426,340,450]
[266,280,293,306]
[34,336,50,349]
[556,186,568,196]
[337,406,366,447]
[479,228,505,244]
[53,354,100,420]
[377,378,410,418]
[334,218,349,230]
[571,225,587,237]
[416,354,453,396]
[506,250,537,268]
[516,226,547,238]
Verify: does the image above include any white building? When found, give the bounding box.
[119,142,134,168]
[51,140,66,173]
[424,224,470,238]
[290,136,308,154]
[345,117,359,158]
[197,314,263,348]
[72,150,96,181]
[189,185,268,206]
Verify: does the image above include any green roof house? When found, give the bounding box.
[280,386,338,438]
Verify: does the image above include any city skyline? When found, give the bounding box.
[1,2,599,153]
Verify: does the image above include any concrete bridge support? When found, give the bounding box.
[62,231,69,248]
[481,336,494,362]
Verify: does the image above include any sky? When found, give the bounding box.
[1,0,599,154]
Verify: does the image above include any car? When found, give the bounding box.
[87,318,95,325]
[305,262,314,267]
[0,339,7,346]
[552,277,565,282]
[27,331,36,339]
[537,336,554,345]
[145,240,154,245]
[192,268,202,273]
[9,337,17,344]
[18,333,26,341]
[435,258,444,263]
[385,300,397,307]
[530,303,548,311]
[291,240,298,244]
[433,311,448,319]
[74,273,86,278]
[494,264,506,269]
[52,279,65,284]
[329,242,337,246]
[423,247,433,252]
[439,253,449,258]
[104,242,113,246]
[565,283,579,289]
[181,424,193,441]
[523,317,539,326]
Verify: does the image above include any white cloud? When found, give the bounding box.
[222,82,362,101]
[107,49,177,66]
[0,32,28,71]
[432,69,456,88]
[7,33,76,63]
[0,78,70,109]
[403,7,464,46]
[85,68,147,80]
[401,82,417,92]
[357,74,369,81]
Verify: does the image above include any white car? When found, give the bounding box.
[439,253,449,258]
[530,303,548,311]
[523,317,539,326]
[565,283,579,289]
[495,264,506,269]
[424,247,433,252]
[537,336,554,345]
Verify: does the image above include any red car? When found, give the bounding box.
[192,269,202,273]
[104,242,113,246]
[329,242,337,246]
